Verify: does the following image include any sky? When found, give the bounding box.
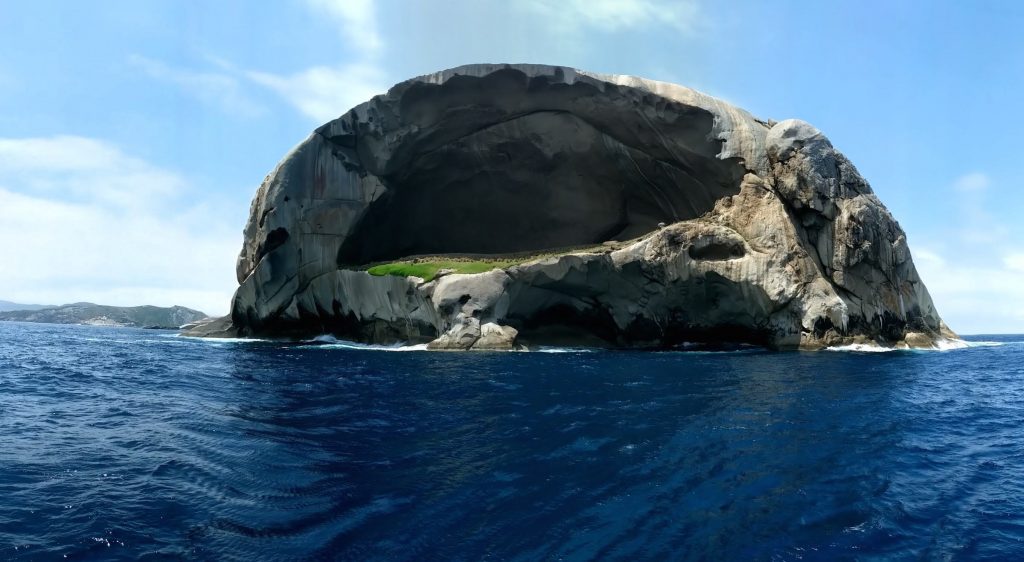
[1,0,1022,334]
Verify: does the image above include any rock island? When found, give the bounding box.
[185,64,955,350]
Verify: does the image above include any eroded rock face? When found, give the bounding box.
[190,63,955,349]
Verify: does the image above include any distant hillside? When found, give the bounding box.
[0,303,209,329]
[0,300,52,312]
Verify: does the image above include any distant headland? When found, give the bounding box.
[0,301,208,329]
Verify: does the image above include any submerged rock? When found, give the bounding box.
[187,63,955,350]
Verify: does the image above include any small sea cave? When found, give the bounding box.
[334,68,747,266]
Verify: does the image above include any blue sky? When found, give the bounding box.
[1,0,1022,333]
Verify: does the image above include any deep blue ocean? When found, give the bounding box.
[2,322,1024,561]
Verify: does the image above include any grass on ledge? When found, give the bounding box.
[362,240,638,282]
[365,260,513,282]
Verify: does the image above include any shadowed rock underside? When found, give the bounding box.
[186,63,955,350]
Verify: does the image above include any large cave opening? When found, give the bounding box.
[335,69,747,266]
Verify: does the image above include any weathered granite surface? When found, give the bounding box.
[186,63,955,350]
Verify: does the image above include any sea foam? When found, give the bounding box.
[826,338,1001,353]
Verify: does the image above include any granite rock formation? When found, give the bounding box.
[186,64,955,350]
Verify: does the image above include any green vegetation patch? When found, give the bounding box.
[366,260,513,282]
[361,240,635,282]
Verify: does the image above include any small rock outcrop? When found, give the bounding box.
[186,64,955,350]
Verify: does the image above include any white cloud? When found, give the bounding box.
[306,0,383,56]
[0,135,184,211]
[128,54,264,118]
[246,63,387,123]
[913,245,1024,334]
[131,1,390,124]
[237,0,390,122]
[946,171,1009,245]
[912,248,945,267]
[900,171,1024,334]
[1004,253,1024,273]
[129,53,387,124]
[0,136,241,316]
[523,0,701,33]
[953,171,990,192]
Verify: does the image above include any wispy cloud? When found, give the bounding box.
[246,63,386,123]
[128,54,265,118]
[948,171,1007,245]
[953,171,990,192]
[1003,253,1024,273]
[131,1,389,123]
[910,171,1024,334]
[0,136,240,315]
[243,0,388,122]
[913,246,1024,334]
[305,0,383,56]
[522,0,702,33]
[130,53,387,124]
[0,135,185,211]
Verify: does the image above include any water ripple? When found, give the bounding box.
[2,323,1024,559]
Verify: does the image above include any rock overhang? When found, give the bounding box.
[320,65,753,266]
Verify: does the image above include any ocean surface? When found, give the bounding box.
[2,322,1023,561]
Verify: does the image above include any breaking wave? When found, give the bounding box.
[826,338,1003,353]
